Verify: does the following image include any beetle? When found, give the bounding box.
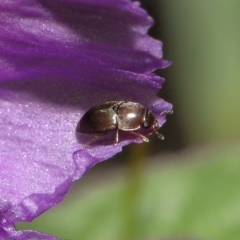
[77,101,171,146]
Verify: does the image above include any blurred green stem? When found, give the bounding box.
[121,143,149,240]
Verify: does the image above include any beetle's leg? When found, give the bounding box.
[114,129,119,145]
[130,132,149,142]
[83,133,107,148]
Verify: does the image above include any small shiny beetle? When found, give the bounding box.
[77,101,171,146]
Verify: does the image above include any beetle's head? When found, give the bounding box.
[143,110,164,140]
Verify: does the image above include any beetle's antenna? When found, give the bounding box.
[153,128,164,140]
[152,109,172,140]
[158,109,173,116]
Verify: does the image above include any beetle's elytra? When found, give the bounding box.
[77,101,170,146]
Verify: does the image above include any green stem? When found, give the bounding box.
[121,143,149,240]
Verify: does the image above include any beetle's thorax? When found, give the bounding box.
[117,102,146,131]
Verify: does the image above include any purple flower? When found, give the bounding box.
[0,0,172,238]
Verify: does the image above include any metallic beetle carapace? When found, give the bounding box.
[77,101,170,146]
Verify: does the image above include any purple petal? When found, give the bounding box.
[1,222,59,240]
[0,0,172,234]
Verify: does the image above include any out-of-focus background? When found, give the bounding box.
[17,1,240,239]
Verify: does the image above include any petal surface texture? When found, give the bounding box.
[0,0,172,234]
